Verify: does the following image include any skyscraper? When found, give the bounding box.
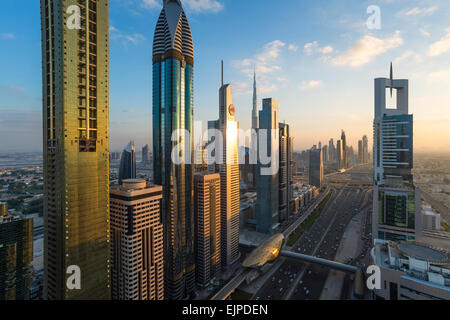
[142,144,151,166]
[194,173,221,288]
[249,71,259,188]
[341,130,347,169]
[322,145,328,163]
[209,62,240,269]
[252,71,258,131]
[152,0,195,299]
[336,140,343,170]
[328,138,335,162]
[279,123,293,222]
[256,98,280,234]
[309,148,323,189]
[358,139,363,164]
[119,141,136,184]
[372,65,422,242]
[362,135,369,164]
[0,203,33,300]
[41,0,110,299]
[110,180,164,300]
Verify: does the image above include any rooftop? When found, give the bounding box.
[372,239,450,289]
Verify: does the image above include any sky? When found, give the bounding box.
[1,0,450,153]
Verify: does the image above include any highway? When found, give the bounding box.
[253,165,373,300]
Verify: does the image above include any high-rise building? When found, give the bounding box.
[41,0,110,299]
[209,62,240,269]
[328,138,335,162]
[194,144,209,173]
[152,0,195,299]
[193,173,221,288]
[309,148,323,189]
[142,144,151,166]
[252,71,258,132]
[322,145,328,163]
[341,130,347,169]
[119,141,136,184]
[358,139,363,164]
[110,180,164,300]
[372,65,422,243]
[279,123,293,222]
[249,71,259,188]
[0,203,33,300]
[336,140,343,170]
[362,135,369,164]
[256,98,280,234]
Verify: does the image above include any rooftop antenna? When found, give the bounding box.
[390,62,393,98]
[221,60,224,87]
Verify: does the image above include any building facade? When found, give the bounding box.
[336,140,343,171]
[194,173,221,288]
[256,98,280,234]
[341,130,348,169]
[309,148,323,189]
[0,203,33,300]
[142,144,151,166]
[152,0,195,299]
[372,67,422,243]
[40,0,111,299]
[279,123,293,222]
[209,63,240,268]
[119,141,136,184]
[110,180,164,300]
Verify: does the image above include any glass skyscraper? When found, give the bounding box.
[256,98,280,234]
[372,66,422,243]
[152,0,195,300]
[40,0,111,299]
[118,141,136,185]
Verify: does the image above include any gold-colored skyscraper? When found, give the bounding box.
[40,0,110,299]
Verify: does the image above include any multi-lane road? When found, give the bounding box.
[253,165,373,300]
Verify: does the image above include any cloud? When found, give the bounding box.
[394,50,423,64]
[399,6,438,17]
[109,26,146,45]
[428,28,450,57]
[141,0,223,13]
[0,33,15,39]
[123,109,137,113]
[320,46,334,54]
[303,41,333,56]
[330,31,403,67]
[142,0,161,9]
[233,40,285,76]
[304,41,318,56]
[185,0,223,13]
[300,80,323,90]
[232,40,287,94]
[420,29,431,38]
[288,44,299,52]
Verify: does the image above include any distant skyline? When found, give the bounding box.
[1,0,450,152]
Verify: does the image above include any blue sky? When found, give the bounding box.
[1,0,450,153]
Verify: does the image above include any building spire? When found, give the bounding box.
[390,62,394,98]
[252,69,258,129]
[221,60,224,87]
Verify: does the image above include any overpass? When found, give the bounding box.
[211,234,362,300]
